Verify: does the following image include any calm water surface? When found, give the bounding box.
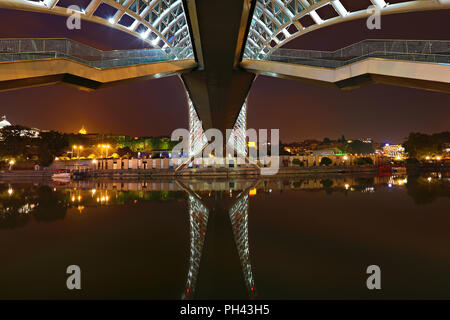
[0,172,449,299]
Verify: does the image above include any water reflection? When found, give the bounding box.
[0,172,449,299]
[5,173,444,231]
[406,173,450,205]
[178,180,257,299]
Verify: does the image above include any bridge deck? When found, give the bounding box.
[0,38,196,91]
[242,40,450,93]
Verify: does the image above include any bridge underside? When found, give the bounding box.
[0,0,449,139]
[181,0,256,134]
[241,58,450,93]
[0,58,196,92]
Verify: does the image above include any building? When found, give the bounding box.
[312,148,342,156]
[382,144,405,158]
[0,115,11,130]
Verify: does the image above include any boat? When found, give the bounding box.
[52,169,71,181]
[377,165,391,176]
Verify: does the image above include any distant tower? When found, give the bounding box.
[79,126,87,135]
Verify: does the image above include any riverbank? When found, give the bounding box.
[0,165,378,179]
[1,164,448,180]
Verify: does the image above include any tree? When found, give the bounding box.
[320,157,332,166]
[321,178,333,188]
[0,125,35,158]
[354,157,373,165]
[345,140,374,155]
[403,131,449,159]
[37,131,68,166]
[322,137,331,144]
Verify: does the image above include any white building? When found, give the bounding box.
[382,144,405,158]
[0,115,11,130]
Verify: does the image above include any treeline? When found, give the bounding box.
[403,131,449,159]
[0,125,68,166]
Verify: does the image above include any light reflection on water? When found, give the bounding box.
[0,172,449,299]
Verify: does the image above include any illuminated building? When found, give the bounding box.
[383,144,405,158]
[79,126,87,135]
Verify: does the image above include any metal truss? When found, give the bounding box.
[183,194,209,299]
[244,0,450,58]
[228,193,256,298]
[1,0,193,57]
[227,101,248,157]
[187,92,207,158]
[181,185,257,299]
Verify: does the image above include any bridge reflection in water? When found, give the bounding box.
[178,179,257,300]
[1,173,449,299]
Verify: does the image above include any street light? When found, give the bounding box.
[105,145,110,158]
[97,144,103,158]
[8,159,15,171]
[72,145,84,159]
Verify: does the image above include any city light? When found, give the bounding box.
[8,159,15,171]
[425,156,431,160]
[436,156,442,160]
[72,145,84,159]
[151,37,159,46]
[8,188,13,195]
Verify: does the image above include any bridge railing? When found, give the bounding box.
[0,38,191,68]
[251,39,450,67]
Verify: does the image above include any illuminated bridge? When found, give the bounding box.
[1,0,449,160]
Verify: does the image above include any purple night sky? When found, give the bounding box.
[0,8,449,144]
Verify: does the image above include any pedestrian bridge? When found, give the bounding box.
[242,39,450,93]
[1,38,449,93]
[1,0,450,161]
[0,38,196,91]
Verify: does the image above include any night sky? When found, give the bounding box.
[0,8,449,144]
